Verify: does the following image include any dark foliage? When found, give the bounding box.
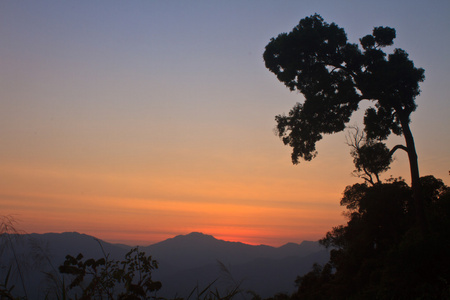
[264,14,424,165]
[59,247,161,300]
[293,176,450,299]
[346,126,392,185]
[352,142,392,182]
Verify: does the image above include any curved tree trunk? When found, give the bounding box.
[400,116,427,234]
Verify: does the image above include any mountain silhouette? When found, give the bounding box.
[0,232,329,299]
[145,232,328,297]
[146,232,324,270]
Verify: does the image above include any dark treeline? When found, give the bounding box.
[291,176,450,300]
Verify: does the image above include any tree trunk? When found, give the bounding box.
[400,116,427,234]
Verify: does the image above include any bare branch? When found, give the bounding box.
[345,125,365,150]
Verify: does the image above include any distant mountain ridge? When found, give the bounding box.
[0,232,329,299]
[145,232,324,270]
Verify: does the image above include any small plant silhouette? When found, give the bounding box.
[59,246,161,299]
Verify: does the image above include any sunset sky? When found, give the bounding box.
[1,1,449,247]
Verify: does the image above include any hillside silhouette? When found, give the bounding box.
[0,231,329,298]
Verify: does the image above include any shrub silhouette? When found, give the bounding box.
[59,247,161,299]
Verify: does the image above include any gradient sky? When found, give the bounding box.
[1,1,449,246]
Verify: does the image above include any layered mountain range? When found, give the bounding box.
[0,232,329,298]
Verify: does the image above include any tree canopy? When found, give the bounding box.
[264,14,426,230]
[264,14,423,164]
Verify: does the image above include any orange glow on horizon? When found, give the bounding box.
[1,162,347,247]
[2,181,345,247]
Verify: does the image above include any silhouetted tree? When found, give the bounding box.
[263,14,426,231]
